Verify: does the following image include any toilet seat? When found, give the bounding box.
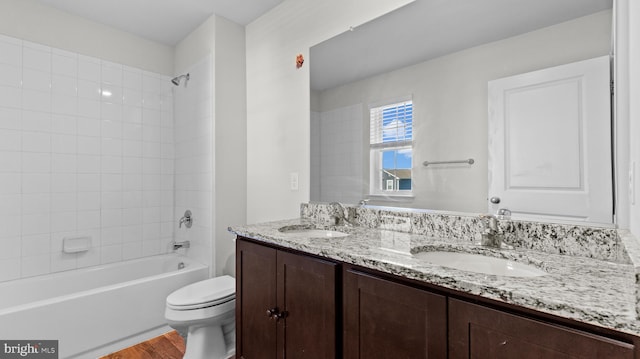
[167,275,235,311]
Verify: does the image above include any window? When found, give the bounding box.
[369,100,413,195]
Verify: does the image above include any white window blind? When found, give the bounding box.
[370,100,413,149]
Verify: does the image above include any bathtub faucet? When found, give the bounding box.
[172,241,191,250]
[179,210,193,229]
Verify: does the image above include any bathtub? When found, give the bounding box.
[0,254,208,359]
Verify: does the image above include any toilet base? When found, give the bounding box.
[183,325,226,359]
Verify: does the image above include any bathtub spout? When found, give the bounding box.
[172,241,191,250]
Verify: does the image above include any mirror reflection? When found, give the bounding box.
[310,0,613,224]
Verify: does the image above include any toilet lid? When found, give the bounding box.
[167,275,235,309]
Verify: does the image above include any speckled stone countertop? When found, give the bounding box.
[229,205,640,336]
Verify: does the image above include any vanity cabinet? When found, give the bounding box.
[236,238,338,359]
[236,237,638,358]
[343,269,447,358]
[448,299,635,359]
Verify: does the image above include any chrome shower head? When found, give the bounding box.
[171,73,190,86]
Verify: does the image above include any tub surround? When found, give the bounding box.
[229,203,640,337]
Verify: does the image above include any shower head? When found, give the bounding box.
[171,73,190,86]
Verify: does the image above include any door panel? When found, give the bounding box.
[488,56,612,223]
[277,250,337,359]
[343,269,447,359]
[236,239,278,358]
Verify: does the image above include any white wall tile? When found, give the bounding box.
[78,56,101,82]
[0,107,21,130]
[21,254,50,278]
[51,74,77,96]
[51,173,76,193]
[52,134,76,154]
[0,63,21,87]
[78,80,101,100]
[52,154,76,173]
[52,94,77,116]
[50,252,77,273]
[77,118,100,137]
[77,136,100,155]
[21,234,50,256]
[23,46,51,72]
[22,132,51,153]
[22,213,49,235]
[22,89,51,112]
[0,194,21,215]
[23,69,51,92]
[52,53,78,77]
[102,62,123,86]
[77,210,100,230]
[0,41,21,66]
[77,191,100,210]
[51,193,76,212]
[0,86,22,108]
[22,153,51,173]
[0,35,178,281]
[100,244,122,264]
[77,98,100,118]
[22,173,50,194]
[52,114,76,135]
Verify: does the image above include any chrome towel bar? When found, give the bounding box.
[422,158,474,166]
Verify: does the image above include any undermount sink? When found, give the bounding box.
[278,225,350,238]
[414,251,547,277]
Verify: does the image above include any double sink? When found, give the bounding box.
[278,224,547,278]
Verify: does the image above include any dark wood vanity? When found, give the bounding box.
[236,236,640,358]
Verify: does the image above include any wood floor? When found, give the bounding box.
[100,331,185,359]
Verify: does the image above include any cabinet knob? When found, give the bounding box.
[266,307,288,322]
[266,307,279,319]
[499,340,508,346]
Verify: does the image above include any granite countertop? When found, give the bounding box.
[229,217,640,336]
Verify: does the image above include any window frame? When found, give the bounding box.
[368,98,414,197]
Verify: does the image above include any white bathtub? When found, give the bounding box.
[0,254,208,359]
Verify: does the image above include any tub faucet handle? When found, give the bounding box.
[179,210,193,228]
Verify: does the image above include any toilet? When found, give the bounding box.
[165,275,236,359]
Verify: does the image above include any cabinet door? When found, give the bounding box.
[343,269,447,359]
[277,250,337,359]
[449,299,635,359]
[236,239,278,359]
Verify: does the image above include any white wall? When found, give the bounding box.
[0,34,175,282]
[0,0,173,75]
[246,0,414,224]
[627,0,640,235]
[213,17,246,276]
[313,11,611,213]
[174,14,246,276]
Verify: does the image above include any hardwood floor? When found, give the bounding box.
[100,331,185,359]
[100,331,236,359]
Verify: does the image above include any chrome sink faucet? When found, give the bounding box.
[328,202,353,226]
[478,214,504,248]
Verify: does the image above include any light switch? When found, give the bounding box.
[290,172,299,191]
[630,162,636,205]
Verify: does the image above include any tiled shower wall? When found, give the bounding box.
[0,34,175,282]
[173,56,213,270]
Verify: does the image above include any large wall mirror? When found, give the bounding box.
[310,0,614,225]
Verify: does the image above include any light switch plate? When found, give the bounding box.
[630,162,636,205]
[290,172,299,191]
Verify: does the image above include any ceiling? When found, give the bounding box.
[33,0,285,45]
[311,0,612,91]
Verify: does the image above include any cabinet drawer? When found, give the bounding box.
[449,299,635,359]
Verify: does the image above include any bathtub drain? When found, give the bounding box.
[178,262,185,270]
